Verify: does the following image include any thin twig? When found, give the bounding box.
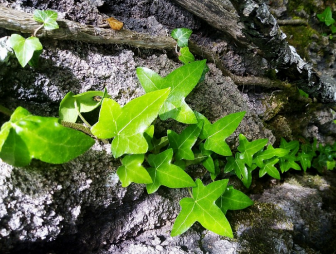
[0,105,13,117]
[278,19,308,26]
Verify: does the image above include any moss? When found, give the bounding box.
[287,0,319,15]
[281,25,319,60]
[227,202,293,253]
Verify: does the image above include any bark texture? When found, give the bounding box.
[230,0,336,104]
[0,6,176,49]
[0,0,336,253]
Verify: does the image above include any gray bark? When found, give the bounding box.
[0,6,176,49]
[230,0,336,104]
[0,0,336,253]
[171,0,246,44]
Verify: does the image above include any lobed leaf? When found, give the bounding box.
[33,10,59,30]
[171,179,233,237]
[167,121,203,160]
[0,107,94,167]
[259,158,280,179]
[278,138,301,173]
[203,112,246,156]
[8,34,43,67]
[137,60,206,124]
[317,7,335,26]
[179,47,195,64]
[171,28,193,47]
[90,98,121,139]
[216,186,254,214]
[91,88,170,158]
[199,143,215,175]
[237,134,268,167]
[146,149,195,194]
[254,145,289,168]
[59,90,108,122]
[117,154,152,187]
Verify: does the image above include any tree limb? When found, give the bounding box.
[0,6,176,49]
[230,0,336,104]
[172,0,246,45]
[0,5,285,89]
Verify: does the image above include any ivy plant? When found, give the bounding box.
[317,7,336,38]
[1,26,335,239]
[7,9,59,67]
[0,107,94,166]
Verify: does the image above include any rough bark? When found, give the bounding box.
[0,0,336,253]
[230,0,336,104]
[0,6,176,49]
[171,0,246,44]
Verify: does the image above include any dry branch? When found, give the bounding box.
[0,6,176,49]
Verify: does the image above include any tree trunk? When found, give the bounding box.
[0,0,336,253]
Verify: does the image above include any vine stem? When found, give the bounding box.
[33,24,44,37]
[188,187,193,198]
[61,120,109,144]
[0,104,13,117]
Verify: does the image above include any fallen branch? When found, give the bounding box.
[0,5,287,89]
[0,6,176,49]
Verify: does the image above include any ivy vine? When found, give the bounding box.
[0,19,335,238]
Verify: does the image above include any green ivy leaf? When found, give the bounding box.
[33,10,59,30]
[211,159,221,180]
[254,145,289,168]
[297,143,316,171]
[317,7,335,26]
[195,111,212,139]
[0,107,94,167]
[167,121,203,160]
[146,149,195,194]
[90,98,121,139]
[298,89,309,98]
[216,186,254,214]
[278,138,301,173]
[199,143,215,174]
[326,160,336,170]
[224,153,248,183]
[59,89,108,122]
[171,179,233,237]
[117,154,152,187]
[171,28,193,47]
[137,60,206,124]
[151,136,169,154]
[135,67,164,93]
[259,158,280,179]
[237,134,268,167]
[331,24,336,34]
[224,154,255,188]
[179,47,195,64]
[8,34,43,67]
[144,125,155,151]
[28,49,43,67]
[203,111,246,156]
[297,152,312,172]
[91,88,170,158]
